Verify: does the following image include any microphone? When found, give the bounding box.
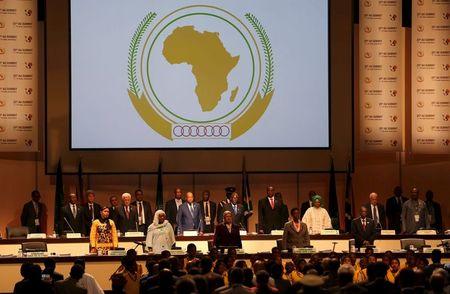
[64,217,75,233]
[133,241,146,252]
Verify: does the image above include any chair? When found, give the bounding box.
[276,239,283,250]
[400,238,425,250]
[21,242,47,253]
[6,226,29,239]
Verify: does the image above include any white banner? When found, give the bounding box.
[411,0,450,153]
[359,0,404,151]
[0,0,38,152]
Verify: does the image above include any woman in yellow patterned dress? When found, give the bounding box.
[90,206,118,254]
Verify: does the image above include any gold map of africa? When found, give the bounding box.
[162,26,240,112]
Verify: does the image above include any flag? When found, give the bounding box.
[155,160,164,210]
[54,160,64,235]
[344,160,354,232]
[77,159,84,205]
[328,158,339,230]
[241,157,253,230]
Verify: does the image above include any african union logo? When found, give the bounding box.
[127,6,274,140]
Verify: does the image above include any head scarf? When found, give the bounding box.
[312,195,322,204]
[152,210,167,226]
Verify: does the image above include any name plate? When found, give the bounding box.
[417,230,437,235]
[108,250,126,256]
[381,230,396,235]
[423,247,444,253]
[183,230,198,237]
[169,249,186,255]
[270,230,284,235]
[239,230,247,236]
[28,252,47,257]
[293,247,316,254]
[27,233,46,239]
[236,249,245,254]
[320,230,339,235]
[124,232,144,237]
[66,233,82,239]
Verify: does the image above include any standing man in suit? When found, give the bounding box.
[198,190,216,233]
[300,190,316,218]
[217,187,236,223]
[21,190,47,233]
[117,192,138,233]
[82,190,101,234]
[131,189,153,234]
[61,193,85,235]
[165,188,184,232]
[364,192,386,230]
[108,195,120,227]
[351,206,377,248]
[425,190,442,232]
[223,192,246,229]
[386,186,408,233]
[176,192,204,235]
[258,186,284,234]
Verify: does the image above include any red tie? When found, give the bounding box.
[362,219,366,231]
[270,198,274,209]
[125,206,130,220]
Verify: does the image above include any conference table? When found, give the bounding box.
[0,234,448,293]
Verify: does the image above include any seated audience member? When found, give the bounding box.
[251,270,278,293]
[335,264,367,294]
[235,260,248,269]
[20,190,47,233]
[351,206,377,248]
[270,263,291,294]
[214,261,229,285]
[425,249,444,277]
[354,256,368,283]
[14,264,54,294]
[386,257,401,284]
[322,259,340,289]
[55,264,87,294]
[115,254,142,294]
[214,211,242,249]
[117,193,139,234]
[13,262,33,293]
[429,268,448,294]
[146,210,176,254]
[398,268,415,292]
[282,207,310,250]
[74,259,104,294]
[169,256,187,277]
[214,267,252,294]
[193,275,209,294]
[141,259,175,293]
[175,277,198,294]
[89,206,118,255]
[185,243,200,269]
[298,274,325,293]
[242,268,255,288]
[301,195,332,235]
[61,193,85,235]
[200,257,224,292]
[364,262,397,293]
[145,269,175,294]
[42,258,64,284]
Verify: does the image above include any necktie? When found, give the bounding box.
[189,204,194,217]
[269,198,274,209]
[362,219,366,231]
[205,202,209,217]
[72,205,77,218]
[89,204,94,221]
[373,206,379,225]
[138,202,143,225]
[33,202,39,216]
[233,204,237,214]
[125,206,130,220]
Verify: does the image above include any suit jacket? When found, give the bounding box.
[176,202,204,234]
[132,200,153,232]
[300,200,312,218]
[426,200,443,231]
[364,203,386,229]
[109,206,120,228]
[258,197,284,233]
[351,217,377,248]
[82,202,102,233]
[386,196,408,232]
[165,199,185,229]
[281,221,310,250]
[198,200,217,233]
[61,204,86,235]
[117,205,139,233]
[214,223,242,248]
[223,203,246,229]
[20,201,46,233]
[55,278,87,294]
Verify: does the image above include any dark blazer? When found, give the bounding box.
[351,217,377,248]
[176,202,204,234]
[109,206,120,228]
[117,205,139,233]
[165,199,184,229]
[55,277,87,294]
[300,200,312,218]
[61,204,85,235]
[258,197,284,233]
[223,203,246,229]
[198,200,217,233]
[364,203,386,229]
[214,223,242,248]
[132,200,153,233]
[281,221,310,250]
[82,202,102,233]
[20,201,46,233]
[386,196,408,232]
[426,200,443,232]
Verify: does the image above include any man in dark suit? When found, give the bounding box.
[54,264,87,294]
[117,192,139,233]
[223,192,246,229]
[165,188,184,231]
[351,206,377,248]
[213,211,242,248]
[300,190,316,218]
[198,190,217,233]
[386,186,408,233]
[258,186,284,234]
[108,195,120,226]
[217,187,236,223]
[20,190,47,233]
[131,189,153,234]
[61,193,85,235]
[364,192,386,230]
[425,190,443,232]
[82,190,101,234]
[176,192,204,235]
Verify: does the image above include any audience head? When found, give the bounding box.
[341,255,352,265]
[367,262,388,282]
[390,258,400,273]
[28,264,42,282]
[337,264,355,286]
[43,258,56,272]
[208,247,218,261]
[398,268,415,288]
[186,192,194,204]
[159,268,174,287]
[161,250,171,259]
[74,258,86,270]
[270,263,284,279]
[369,192,378,205]
[285,261,295,274]
[253,260,266,273]
[382,255,391,266]
[229,267,244,285]
[168,256,180,272]
[200,256,213,274]
[145,258,157,275]
[174,188,182,200]
[243,268,254,287]
[20,262,33,279]
[109,195,119,207]
[234,260,247,269]
[202,190,210,202]
[267,186,274,197]
[300,274,325,292]
[367,254,377,264]
[291,207,300,221]
[158,258,171,271]
[256,270,270,288]
[187,243,197,257]
[192,275,208,294]
[86,190,95,203]
[69,264,84,281]
[410,187,419,200]
[121,193,132,206]
[175,277,197,294]
[31,190,41,202]
[431,249,442,264]
[430,269,448,292]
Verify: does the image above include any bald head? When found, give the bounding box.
[369,193,378,205]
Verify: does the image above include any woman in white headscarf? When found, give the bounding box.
[146,210,176,254]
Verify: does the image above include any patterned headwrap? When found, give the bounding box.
[312,195,322,203]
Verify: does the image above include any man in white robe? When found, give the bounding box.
[301,195,332,235]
